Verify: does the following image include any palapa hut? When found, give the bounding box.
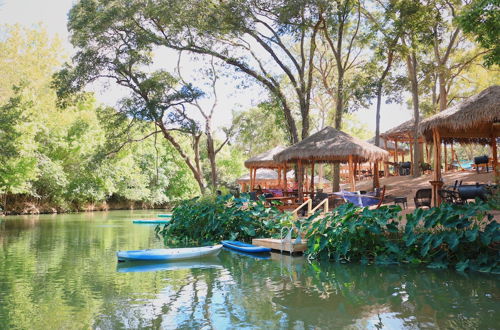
[236,169,331,192]
[274,126,389,200]
[420,85,500,206]
[366,136,409,177]
[379,119,431,175]
[244,146,289,191]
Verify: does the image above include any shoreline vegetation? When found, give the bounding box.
[157,193,499,274]
[0,195,171,216]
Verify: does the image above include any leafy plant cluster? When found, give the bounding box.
[304,202,499,273]
[156,194,292,245]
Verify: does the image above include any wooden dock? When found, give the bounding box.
[252,238,308,254]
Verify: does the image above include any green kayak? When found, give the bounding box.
[157,214,172,218]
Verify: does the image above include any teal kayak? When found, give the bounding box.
[133,219,170,224]
[157,214,172,218]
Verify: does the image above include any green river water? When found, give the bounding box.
[0,210,498,329]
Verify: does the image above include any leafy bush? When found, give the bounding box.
[156,194,292,245]
[304,201,499,273]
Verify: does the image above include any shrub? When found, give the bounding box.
[156,193,292,245]
[304,201,499,273]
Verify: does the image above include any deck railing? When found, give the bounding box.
[309,198,329,216]
[292,198,330,218]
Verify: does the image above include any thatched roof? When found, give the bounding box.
[244,146,287,168]
[237,169,331,183]
[367,136,409,152]
[379,119,420,141]
[420,85,500,144]
[274,127,389,163]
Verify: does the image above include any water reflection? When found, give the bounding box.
[0,212,498,329]
[117,258,223,273]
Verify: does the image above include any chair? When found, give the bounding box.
[414,189,432,208]
[249,191,258,201]
[312,192,329,208]
[439,189,464,205]
[341,186,386,209]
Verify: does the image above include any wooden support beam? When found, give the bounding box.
[409,136,414,175]
[298,160,304,202]
[310,161,315,200]
[444,143,448,172]
[431,129,443,207]
[384,139,389,176]
[492,136,499,183]
[348,155,356,191]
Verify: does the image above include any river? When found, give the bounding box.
[0,211,498,329]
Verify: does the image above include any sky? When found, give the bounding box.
[0,0,413,136]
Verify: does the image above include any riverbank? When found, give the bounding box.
[0,196,171,215]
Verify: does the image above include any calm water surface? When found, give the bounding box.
[0,211,498,329]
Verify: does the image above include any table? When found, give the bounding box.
[393,196,408,209]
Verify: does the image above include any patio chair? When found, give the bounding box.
[312,192,329,208]
[341,186,386,209]
[438,189,464,205]
[413,189,432,208]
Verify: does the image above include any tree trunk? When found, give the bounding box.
[406,52,421,178]
[332,70,344,192]
[206,133,217,192]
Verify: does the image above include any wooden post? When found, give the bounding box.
[249,167,254,192]
[492,136,499,183]
[409,136,414,175]
[384,139,389,177]
[431,129,443,207]
[394,140,399,176]
[277,166,282,187]
[373,161,380,189]
[426,143,430,164]
[310,161,315,200]
[444,143,448,172]
[298,160,304,203]
[348,155,356,191]
[283,165,287,189]
[254,168,258,191]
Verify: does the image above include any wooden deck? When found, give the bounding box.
[252,238,308,254]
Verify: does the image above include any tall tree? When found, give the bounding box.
[394,0,434,178]
[318,0,369,190]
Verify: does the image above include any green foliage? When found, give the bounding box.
[157,194,291,245]
[458,0,500,67]
[304,202,499,273]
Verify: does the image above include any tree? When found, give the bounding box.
[317,0,370,190]
[0,88,38,208]
[458,0,499,67]
[65,0,325,144]
[394,0,435,178]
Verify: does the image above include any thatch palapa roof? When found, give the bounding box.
[367,136,409,152]
[274,126,389,163]
[244,146,287,168]
[420,85,500,144]
[379,119,421,141]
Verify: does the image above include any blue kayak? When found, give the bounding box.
[221,240,271,253]
[133,219,170,224]
[157,214,172,218]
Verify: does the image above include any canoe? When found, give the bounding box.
[117,259,223,273]
[157,214,172,218]
[116,245,223,261]
[221,240,271,253]
[133,219,170,224]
